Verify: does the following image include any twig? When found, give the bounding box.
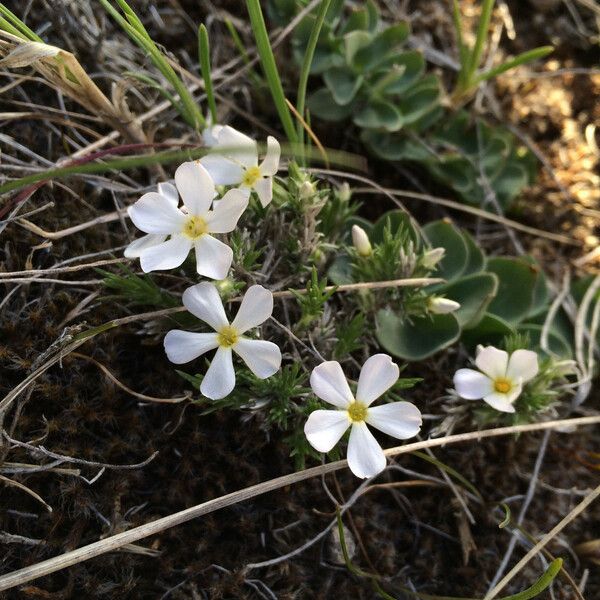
[0,257,126,278]
[0,416,598,591]
[2,432,158,471]
[0,474,52,513]
[70,352,190,404]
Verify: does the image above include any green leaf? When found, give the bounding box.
[374,51,425,95]
[339,6,369,34]
[352,23,410,71]
[422,220,469,281]
[308,87,355,121]
[440,272,498,328]
[343,30,372,65]
[362,130,431,161]
[461,312,516,349]
[487,257,539,324]
[353,99,403,131]
[323,66,363,105]
[327,254,353,285]
[461,230,485,275]
[517,324,572,358]
[376,309,460,361]
[397,74,441,125]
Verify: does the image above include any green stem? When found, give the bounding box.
[198,24,218,124]
[246,0,298,147]
[466,0,495,82]
[296,0,331,163]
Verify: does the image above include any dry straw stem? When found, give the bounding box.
[0,31,145,143]
[0,415,598,592]
[484,480,600,599]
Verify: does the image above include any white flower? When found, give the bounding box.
[124,182,179,259]
[453,345,539,413]
[351,225,372,257]
[126,161,248,279]
[200,126,280,207]
[164,282,282,400]
[304,355,422,479]
[428,296,460,314]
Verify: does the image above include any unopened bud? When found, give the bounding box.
[299,180,315,199]
[214,278,235,297]
[352,225,372,257]
[338,182,351,202]
[428,296,460,314]
[422,247,445,269]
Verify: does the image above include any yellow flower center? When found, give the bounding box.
[217,325,239,348]
[242,166,261,187]
[182,216,208,239]
[347,401,368,423]
[494,378,512,394]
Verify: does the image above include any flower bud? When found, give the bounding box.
[299,180,315,199]
[352,225,372,257]
[338,182,351,202]
[422,247,445,269]
[428,296,460,314]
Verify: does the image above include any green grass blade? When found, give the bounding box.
[99,0,205,130]
[296,0,331,163]
[475,46,553,84]
[198,24,217,124]
[452,0,470,89]
[246,0,299,146]
[467,0,495,81]
[224,18,262,86]
[499,559,562,600]
[0,4,43,41]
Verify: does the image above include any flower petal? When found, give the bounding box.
[200,347,235,400]
[231,285,273,333]
[355,354,399,406]
[200,154,244,185]
[124,233,166,258]
[182,282,228,331]
[174,161,215,216]
[217,125,258,168]
[157,182,179,206]
[139,235,191,272]
[259,136,280,176]
[475,346,509,379]
[347,422,386,479]
[206,188,249,233]
[304,410,349,452]
[506,349,539,383]
[234,338,281,378]
[253,176,273,207]
[365,401,422,439]
[163,330,218,364]
[128,192,186,234]
[453,368,494,399]
[194,235,233,280]
[482,392,517,413]
[202,124,223,147]
[310,361,353,408]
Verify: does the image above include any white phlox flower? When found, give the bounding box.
[453,345,539,413]
[200,125,280,207]
[164,282,282,400]
[351,224,372,257]
[126,161,248,279]
[304,355,423,479]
